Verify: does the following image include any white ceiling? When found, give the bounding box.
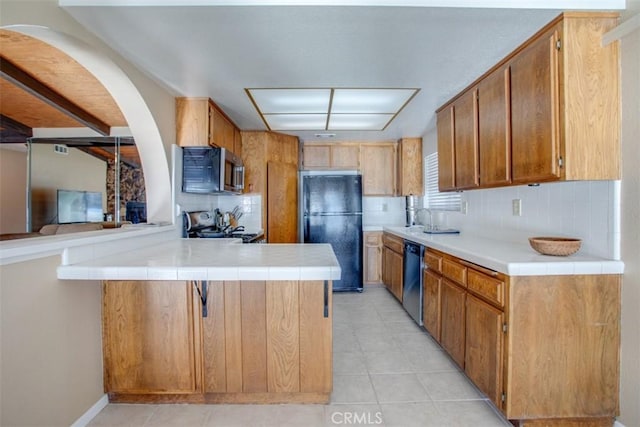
[60,2,624,142]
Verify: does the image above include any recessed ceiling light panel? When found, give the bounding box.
[246,87,420,131]
[328,114,394,131]
[331,88,418,114]
[248,88,330,114]
[263,114,328,130]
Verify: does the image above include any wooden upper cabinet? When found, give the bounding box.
[361,144,396,196]
[436,12,620,190]
[211,105,237,153]
[478,66,511,187]
[453,90,480,189]
[176,97,210,147]
[436,107,456,191]
[302,143,360,170]
[397,137,423,196]
[176,97,241,154]
[510,25,561,184]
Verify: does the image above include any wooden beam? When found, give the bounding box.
[0,114,32,143]
[0,55,111,136]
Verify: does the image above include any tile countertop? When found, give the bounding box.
[384,226,624,276]
[57,239,341,281]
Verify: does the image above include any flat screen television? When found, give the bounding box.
[57,189,103,224]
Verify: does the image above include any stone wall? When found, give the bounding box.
[106,159,146,219]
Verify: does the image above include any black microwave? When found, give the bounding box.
[182,147,244,194]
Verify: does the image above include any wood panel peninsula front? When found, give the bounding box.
[57,239,340,404]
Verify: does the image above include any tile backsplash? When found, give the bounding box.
[441,180,620,259]
[363,196,406,227]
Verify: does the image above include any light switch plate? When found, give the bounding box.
[512,199,522,216]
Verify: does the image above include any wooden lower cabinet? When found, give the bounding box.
[465,294,503,408]
[420,246,621,426]
[422,268,441,341]
[382,233,403,301]
[103,280,332,403]
[363,231,382,284]
[439,278,466,368]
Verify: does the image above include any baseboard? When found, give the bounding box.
[70,394,109,427]
[614,420,626,427]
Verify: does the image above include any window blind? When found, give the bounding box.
[424,152,461,211]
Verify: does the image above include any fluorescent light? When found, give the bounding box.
[248,88,330,113]
[328,114,394,130]
[247,87,420,131]
[331,88,417,114]
[263,114,328,130]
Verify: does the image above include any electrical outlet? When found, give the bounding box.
[512,199,522,216]
[460,200,468,215]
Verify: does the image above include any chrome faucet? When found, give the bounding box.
[416,208,435,231]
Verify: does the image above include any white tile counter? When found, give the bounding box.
[384,226,624,276]
[57,239,341,281]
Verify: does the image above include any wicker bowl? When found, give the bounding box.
[529,237,582,256]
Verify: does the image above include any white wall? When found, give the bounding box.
[363,196,406,227]
[0,147,27,234]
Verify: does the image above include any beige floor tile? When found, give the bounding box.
[376,308,412,322]
[363,350,413,374]
[334,329,362,352]
[334,351,368,374]
[393,331,441,353]
[207,404,281,427]
[273,404,325,427]
[370,373,430,403]
[87,404,158,426]
[435,400,511,426]
[405,349,459,373]
[145,404,213,426]
[355,334,399,353]
[384,319,425,335]
[324,404,385,426]
[418,371,483,401]
[379,402,445,427]
[331,374,378,404]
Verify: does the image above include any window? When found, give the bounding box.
[424,152,461,211]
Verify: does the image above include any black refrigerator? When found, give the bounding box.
[301,173,363,292]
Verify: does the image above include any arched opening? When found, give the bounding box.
[1,24,172,226]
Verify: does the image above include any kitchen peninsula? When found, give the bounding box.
[57,239,339,404]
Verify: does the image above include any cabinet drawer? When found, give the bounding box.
[424,251,442,274]
[382,233,404,254]
[467,269,504,308]
[365,232,382,246]
[442,259,467,286]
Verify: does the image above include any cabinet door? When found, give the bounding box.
[510,25,561,183]
[453,90,480,189]
[361,144,396,196]
[382,246,392,292]
[212,106,235,152]
[267,161,298,243]
[364,232,382,284]
[303,145,331,169]
[465,294,504,409]
[440,279,466,368]
[423,269,442,342]
[234,127,242,157]
[390,249,404,302]
[331,144,360,169]
[102,281,200,394]
[397,137,423,196]
[478,67,511,187]
[436,107,456,191]
[176,98,210,147]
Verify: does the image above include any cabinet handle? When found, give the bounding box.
[324,280,329,318]
[458,260,499,277]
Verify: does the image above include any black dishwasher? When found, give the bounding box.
[403,241,424,326]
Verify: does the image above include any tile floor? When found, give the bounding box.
[88,285,511,427]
